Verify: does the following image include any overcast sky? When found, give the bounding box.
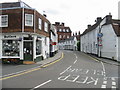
[0,0,120,34]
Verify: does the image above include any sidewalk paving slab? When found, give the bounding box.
[36,51,62,66]
[88,54,120,66]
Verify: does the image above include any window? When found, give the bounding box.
[63,29,65,32]
[59,35,62,38]
[36,40,42,55]
[66,29,69,32]
[59,29,62,32]
[25,14,33,26]
[2,40,20,56]
[39,18,42,30]
[0,15,8,27]
[45,37,47,45]
[44,22,48,32]
[67,35,69,38]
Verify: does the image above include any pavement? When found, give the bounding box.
[36,51,62,66]
[88,53,120,66]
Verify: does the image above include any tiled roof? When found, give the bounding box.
[112,19,120,36]
[81,17,120,37]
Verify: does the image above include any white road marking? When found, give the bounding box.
[58,75,71,81]
[101,61,106,77]
[86,77,98,85]
[103,81,107,84]
[112,86,116,88]
[74,60,77,64]
[112,82,116,86]
[101,85,106,88]
[31,80,52,89]
[111,77,116,81]
[66,75,80,82]
[60,66,72,75]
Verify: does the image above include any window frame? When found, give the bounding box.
[44,22,48,32]
[38,18,42,30]
[0,15,8,27]
[25,14,33,26]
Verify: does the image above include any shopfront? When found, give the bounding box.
[1,33,43,64]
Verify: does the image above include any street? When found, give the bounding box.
[1,50,120,89]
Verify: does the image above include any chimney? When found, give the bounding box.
[87,24,91,29]
[79,31,80,35]
[73,33,74,36]
[55,22,60,26]
[43,14,47,17]
[61,23,65,26]
[106,13,112,24]
[96,17,102,23]
[76,32,77,36]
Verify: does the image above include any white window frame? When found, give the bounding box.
[59,35,62,38]
[39,18,42,30]
[63,29,65,32]
[44,22,48,32]
[25,14,33,26]
[0,15,8,27]
[59,29,62,32]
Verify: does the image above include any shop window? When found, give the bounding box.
[36,40,42,55]
[2,40,20,56]
[25,14,33,26]
[0,15,8,27]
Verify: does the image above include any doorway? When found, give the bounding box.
[23,41,33,61]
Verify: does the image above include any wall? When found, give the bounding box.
[101,25,117,59]
[116,37,120,61]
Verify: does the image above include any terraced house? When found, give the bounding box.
[0,1,51,64]
[81,14,120,62]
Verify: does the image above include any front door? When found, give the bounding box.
[24,41,33,61]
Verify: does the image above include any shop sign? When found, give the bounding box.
[3,35,17,39]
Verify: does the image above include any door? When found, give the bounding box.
[24,41,33,61]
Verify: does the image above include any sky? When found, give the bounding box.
[0,0,120,34]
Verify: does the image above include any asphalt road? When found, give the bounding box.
[1,50,120,89]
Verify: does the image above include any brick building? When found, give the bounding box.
[53,22,72,42]
[0,1,51,64]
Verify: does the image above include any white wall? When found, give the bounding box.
[101,25,117,59]
[0,33,2,59]
[42,37,50,59]
[116,37,120,61]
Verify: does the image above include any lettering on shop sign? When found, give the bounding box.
[4,35,16,38]
[58,75,99,85]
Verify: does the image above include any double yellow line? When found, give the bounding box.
[0,53,64,81]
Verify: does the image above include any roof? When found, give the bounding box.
[112,19,120,36]
[0,1,32,9]
[59,36,76,43]
[81,21,102,36]
[81,15,120,37]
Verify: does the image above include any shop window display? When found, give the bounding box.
[2,40,20,56]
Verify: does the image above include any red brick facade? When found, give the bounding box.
[1,8,50,37]
[53,22,72,42]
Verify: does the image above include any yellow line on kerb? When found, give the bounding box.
[0,53,64,81]
[83,53,99,62]
[42,53,64,68]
